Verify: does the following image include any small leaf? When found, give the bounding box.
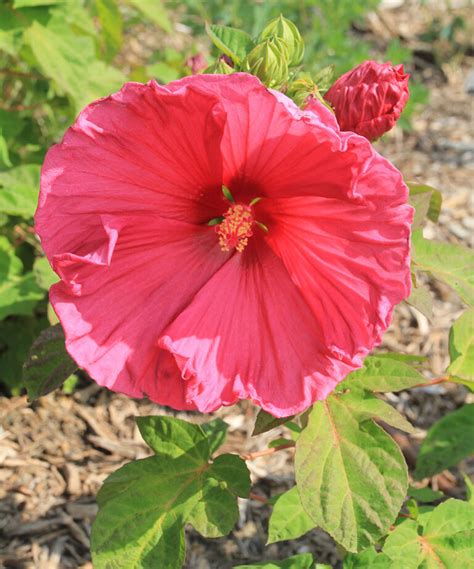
[125,0,172,33]
[342,390,416,433]
[268,486,315,544]
[463,473,474,504]
[252,409,295,436]
[340,356,424,393]
[33,257,58,290]
[447,310,474,383]
[92,416,250,568]
[408,485,444,503]
[408,182,442,228]
[295,393,408,552]
[415,404,474,479]
[412,230,474,307]
[0,164,40,218]
[406,280,433,320]
[206,23,254,65]
[234,553,315,569]
[23,324,78,400]
[0,236,44,320]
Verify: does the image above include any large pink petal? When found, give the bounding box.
[158,238,353,417]
[51,214,230,408]
[260,181,412,362]
[36,81,226,264]
[165,74,363,202]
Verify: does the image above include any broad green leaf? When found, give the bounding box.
[33,257,58,290]
[381,519,423,568]
[415,404,474,479]
[253,409,295,436]
[342,390,415,433]
[295,394,408,552]
[206,23,254,65]
[92,417,250,568]
[125,0,172,33]
[340,356,424,393]
[412,231,474,307]
[95,0,123,60]
[268,486,315,544]
[408,182,442,228]
[447,310,474,382]
[201,417,228,454]
[0,109,25,140]
[0,236,44,320]
[381,500,474,568]
[0,164,40,218]
[23,323,78,400]
[24,21,95,106]
[234,553,315,569]
[343,546,389,568]
[406,281,433,320]
[408,485,444,503]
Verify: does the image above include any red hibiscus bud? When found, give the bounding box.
[185,53,208,75]
[324,60,410,141]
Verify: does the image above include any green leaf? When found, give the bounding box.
[253,409,295,436]
[95,0,123,60]
[415,404,474,480]
[23,323,78,400]
[406,281,433,320]
[268,486,315,544]
[447,310,474,383]
[343,547,390,568]
[33,257,58,290]
[0,165,40,218]
[0,236,44,320]
[0,131,12,168]
[381,500,474,568]
[463,473,474,504]
[408,485,444,503]
[340,356,424,393]
[136,415,210,461]
[13,0,62,6]
[295,393,408,552]
[77,60,127,109]
[201,417,228,454]
[206,23,254,65]
[125,0,172,33]
[412,231,474,307]
[234,553,315,569]
[0,316,47,391]
[408,182,442,228]
[341,390,415,433]
[92,417,250,568]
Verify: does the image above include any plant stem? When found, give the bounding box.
[412,376,449,389]
[241,442,295,461]
[248,492,269,504]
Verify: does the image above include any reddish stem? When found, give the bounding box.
[412,377,449,389]
[241,442,295,461]
[249,492,269,504]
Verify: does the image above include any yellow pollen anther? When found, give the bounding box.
[216,203,254,253]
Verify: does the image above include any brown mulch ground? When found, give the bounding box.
[1,2,473,568]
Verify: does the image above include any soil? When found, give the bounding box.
[1,1,473,568]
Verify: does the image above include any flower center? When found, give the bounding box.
[216,203,254,253]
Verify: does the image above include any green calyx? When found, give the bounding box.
[204,58,234,75]
[260,14,304,67]
[242,36,289,89]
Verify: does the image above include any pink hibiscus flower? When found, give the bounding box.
[35,74,412,417]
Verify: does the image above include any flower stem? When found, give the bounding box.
[241,442,295,461]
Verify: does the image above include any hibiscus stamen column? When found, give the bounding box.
[216,203,255,253]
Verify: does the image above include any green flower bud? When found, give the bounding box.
[204,57,234,75]
[260,15,304,67]
[242,36,288,89]
[287,77,335,112]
